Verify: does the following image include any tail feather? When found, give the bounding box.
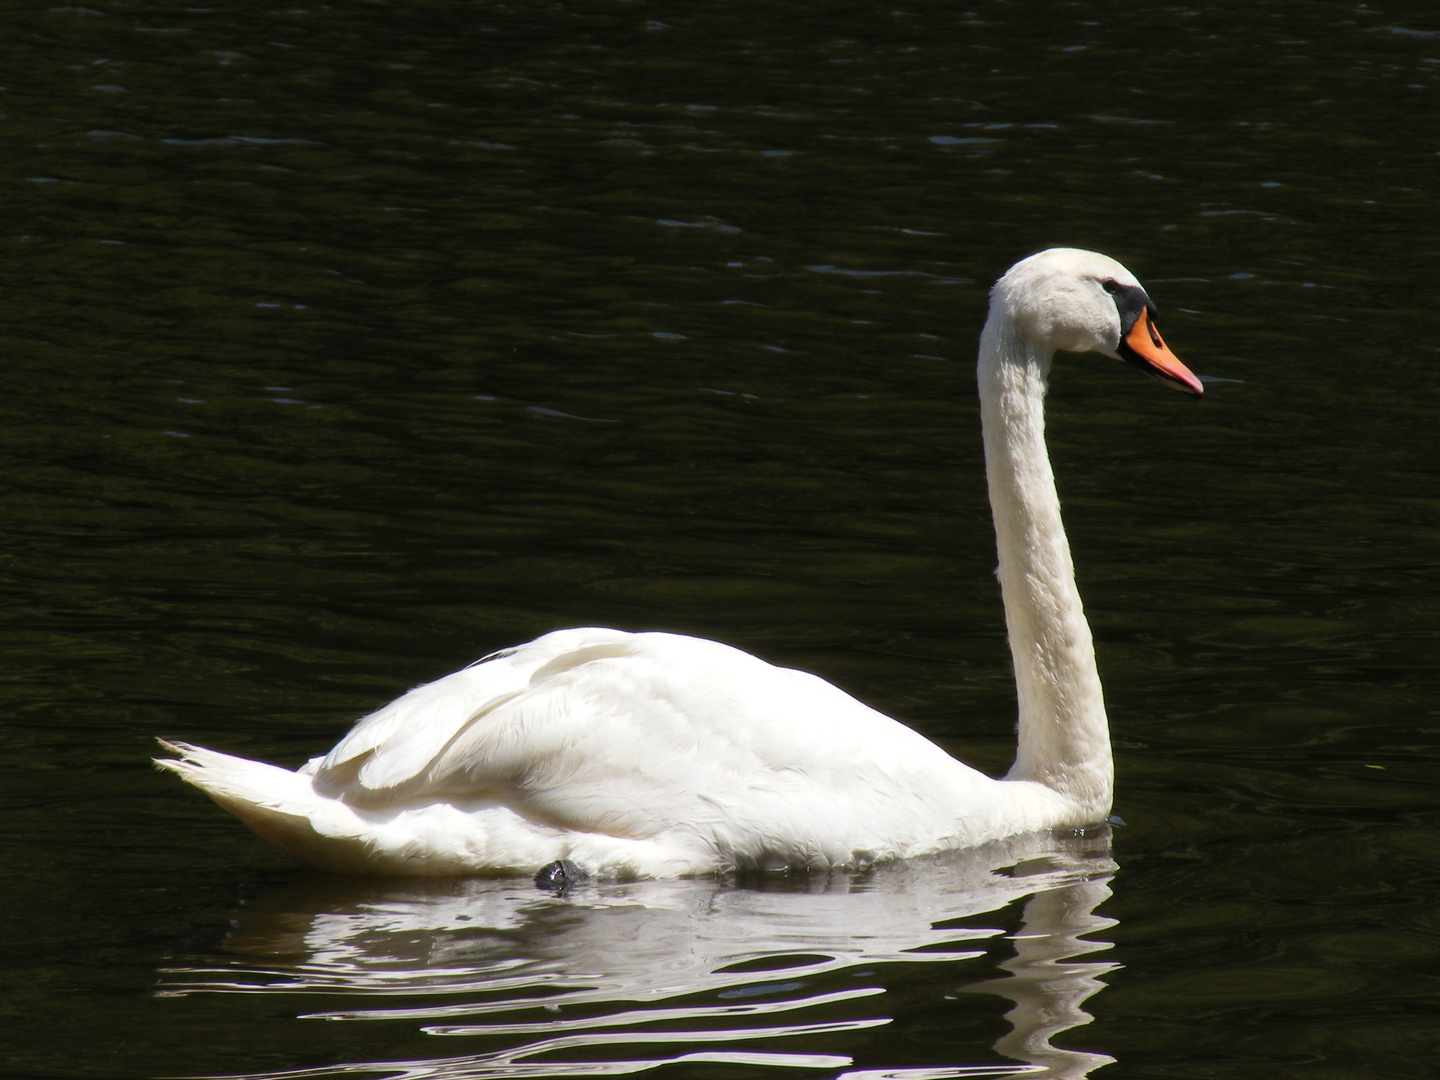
[154,739,395,874]
[154,739,578,876]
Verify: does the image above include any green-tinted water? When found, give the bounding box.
[4,1,1439,1077]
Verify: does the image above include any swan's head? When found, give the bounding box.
[988,248,1203,396]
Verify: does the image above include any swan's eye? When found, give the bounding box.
[1100,279,1120,295]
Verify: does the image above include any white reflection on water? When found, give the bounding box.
[159,831,1118,1080]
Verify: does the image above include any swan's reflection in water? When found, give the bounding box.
[160,831,1118,1079]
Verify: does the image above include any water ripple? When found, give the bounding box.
[158,834,1117,1080]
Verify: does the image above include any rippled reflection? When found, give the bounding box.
[159,832,1118,1079]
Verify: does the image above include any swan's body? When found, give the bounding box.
[158,248,1202,878]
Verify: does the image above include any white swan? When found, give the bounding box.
[157,248,1203,880]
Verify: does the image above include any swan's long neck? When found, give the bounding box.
[978,316,1112,820]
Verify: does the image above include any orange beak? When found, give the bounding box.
[1120,309,1203,396]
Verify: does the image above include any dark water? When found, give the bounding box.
[4,1,1439,1077]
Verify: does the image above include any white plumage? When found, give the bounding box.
[158,248,1203,878]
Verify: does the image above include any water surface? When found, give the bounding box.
[3,1,1439,1078]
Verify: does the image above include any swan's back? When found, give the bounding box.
[307,629,1021,871]
[161,628,1060,876]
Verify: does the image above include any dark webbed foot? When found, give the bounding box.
[534,859,589,893]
